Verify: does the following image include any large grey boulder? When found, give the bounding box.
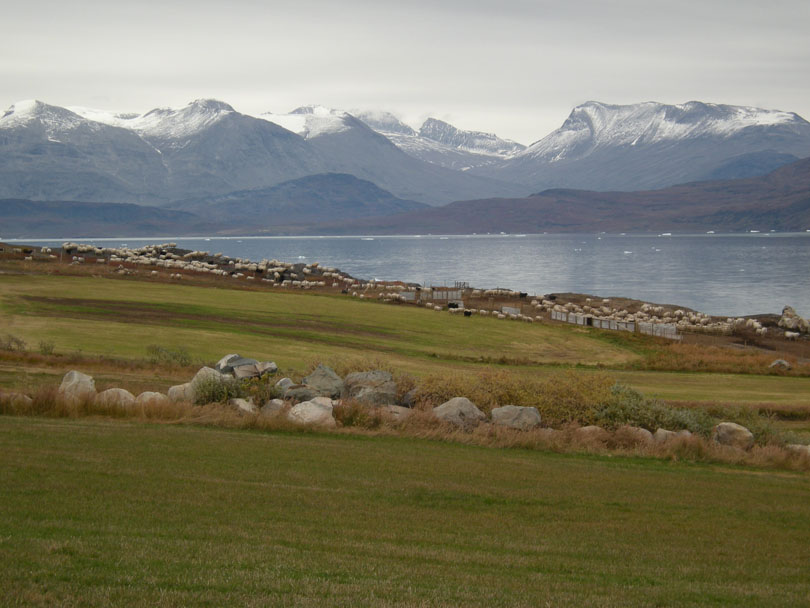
[342,370,397,406]
[94,388,135,409]
[287,399,336,427]
[58,370,96,405]
[214,353,241,373]
[135,391,170,406]
[433,397,486,429]
[302,364,344,398]
[167,383,194,402]
[284,385,319,403]
[712,422,755,450]
[490,405,542,430]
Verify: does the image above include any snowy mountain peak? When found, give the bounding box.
[528,100,808,162]
[0,99,96,135]
[352,110,417,136]
[262,106,353,139]
[418,117,526,157]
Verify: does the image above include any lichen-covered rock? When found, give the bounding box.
[490,405,542,430]
[58,370,96,405]
[433,397,485,429]
[712,422,754,450]
[342,370,397,406]
[94,388,135,409]
[302,364,344,398]
[287,399,336,427]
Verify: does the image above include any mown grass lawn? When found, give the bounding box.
[1,416,808,607]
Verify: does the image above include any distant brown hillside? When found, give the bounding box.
[310,156,810,234]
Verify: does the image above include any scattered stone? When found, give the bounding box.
[490,405,542,430]
[342,370,397,406]
[167,383,194,402]
[574,425,610,442]
[94,388,135,409]
[228,397,257,413]
[287,399,336,427]
[302,364,344,398]
[769,359,791,370]
[712,422,754,450]
[615,425,654,445]
[433,397,486,429]
[260,399,285,416]
[134,391,170,406]
[58,370,96,405]
[652,428,692,443]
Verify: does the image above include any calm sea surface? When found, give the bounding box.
[13,233,810,318]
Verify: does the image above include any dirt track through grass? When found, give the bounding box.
[1,416,809,607]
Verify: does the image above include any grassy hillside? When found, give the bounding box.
[2,417,808,607]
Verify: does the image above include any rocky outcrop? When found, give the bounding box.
[490,405,542,430]
[712,422,754,450]
[342,370,397,406]
[433,397,485,429]
[58,370,96,405]
[302,364,344,398]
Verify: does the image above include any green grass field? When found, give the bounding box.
[2,416,809,607]
[2,273,809,408]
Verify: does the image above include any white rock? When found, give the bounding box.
[167,383,194,402]
[712,422,754,450]
[58,370,96,405]
[94,388,135,409]
[433,397,486,429]
[490,405,542,430]
[135,391,170,406]
[287,399,336,427]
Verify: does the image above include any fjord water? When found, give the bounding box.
[18,233,809,317]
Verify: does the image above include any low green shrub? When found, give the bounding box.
[193,376,245,405]
[38,340,55,356]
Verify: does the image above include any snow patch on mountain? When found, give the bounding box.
[418,117,526,157]
[1,100,98,136]
[261,106,353,139]
[351,110,417,136]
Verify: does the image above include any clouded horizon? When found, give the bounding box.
[3,0,808,144]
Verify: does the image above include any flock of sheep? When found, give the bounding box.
[16,242,804,341]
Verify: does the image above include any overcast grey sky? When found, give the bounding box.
[2,0,808,144]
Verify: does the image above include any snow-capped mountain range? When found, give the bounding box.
[1,98,809,212]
